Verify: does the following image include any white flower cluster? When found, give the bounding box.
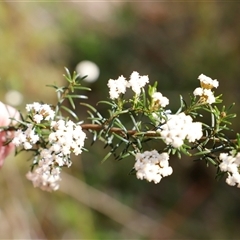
[152,92,169,108]
[107,76,128,100]
[50,119,86,157]
[219,152,240,187]
[193,74,219,104]
[134,150,173,184]
[198,74,219,89]
[13,103,56,149]
[107,71,149,99]
[12,124,40,150]
[157,112,203,148]
[26,119,86,191]
[26,155,62,191]
[26,102,55,123]
[12,102,86,191]
[128,71,149,95]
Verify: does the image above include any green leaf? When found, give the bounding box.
[180,146,191,156]
[101,151,112,163]
[66,94,88,99]
[74,86,91,91]
[98,100,116,107]
[112,132,129,143]
[78,75,88,82]
[68,97,75,109]
[46,84,58,89]
[237,133,240,147]
[105,118,116,135]
[11,118,29,126]
[80,103,97,112]
[63,67,72,82]
[194,149,211,156]
[148,81,158,96]
[118,152,131,160]
[206,157,217,166]
[129,113,140,131]
[136,138,142,151]
[176,95,185,114]
[61,105,78,120]
[142,88,147,108]
[114,118,127,132]
[129,168,136,175]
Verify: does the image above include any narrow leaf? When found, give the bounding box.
[68,97,75,109]
[101,152,112,163]
[61,105,78,120]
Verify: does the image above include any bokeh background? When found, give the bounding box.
[1,2,240,239]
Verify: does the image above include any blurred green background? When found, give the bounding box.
[1,2,240,239]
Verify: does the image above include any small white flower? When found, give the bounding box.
[219,154,232,172]
[226,174,237,186]
[219,152,240,188]
[107,71,150,99]
[12,124,39,149]
[50,143,61,153]
[33,114,43,123]
[48,132,57,142]
[12,130,26,146]
[193,87,203,96]
[152,92,169,108]
[194,74,219,105]
[187,122,203,142]
[62,145,71,155]
[26,102,41,112]
[26,102,55,123]
[203,89,216,104]
[160,166,173,177]
[26,164,62,192]
[107,76,128,100]
[49,119,86,158]
[40,148,53,160]
[171,137,184,148]
[129,71,149,95]
[227,163,238,174]
[198,74,219,89]
[24,142,33,150]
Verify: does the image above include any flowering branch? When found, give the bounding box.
[0,69,239,192]
[81,124,159,137]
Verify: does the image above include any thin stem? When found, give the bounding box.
[80,123,237,143]
[2,123,238,143]
[81,124,157,137]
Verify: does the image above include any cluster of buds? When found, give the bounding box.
[107,71,149,99]
[193,74,219,104]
